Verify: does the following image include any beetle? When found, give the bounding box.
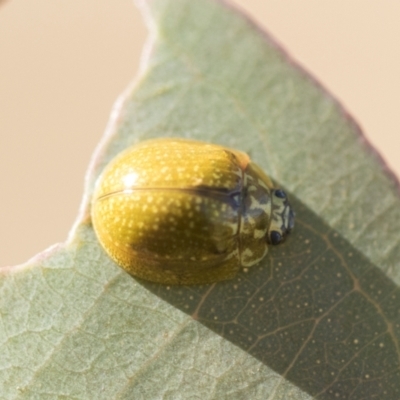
[91,138,294,285]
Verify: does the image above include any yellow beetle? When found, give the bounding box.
[91,138,294,285]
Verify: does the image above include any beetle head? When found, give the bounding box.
[267,189,294,245]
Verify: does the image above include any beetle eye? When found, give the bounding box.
[270,231,282,245]
[274,189,286,199]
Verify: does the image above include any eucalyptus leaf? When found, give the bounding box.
[1,0,399,399]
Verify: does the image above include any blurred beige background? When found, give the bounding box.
[1,0,399,267]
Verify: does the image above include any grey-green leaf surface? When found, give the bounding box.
[1,0,399,399]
